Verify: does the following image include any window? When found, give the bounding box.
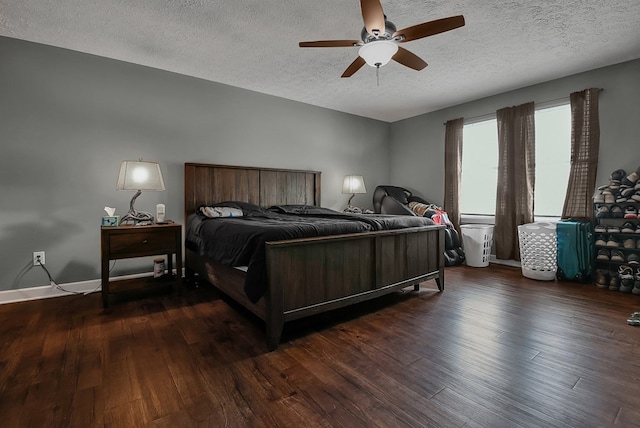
[460,103,571,217]
[533,104,571,216]
[461,118,498,216]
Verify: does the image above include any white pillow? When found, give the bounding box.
[200,206,244,218]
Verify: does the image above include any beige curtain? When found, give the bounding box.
[562,88,600,220]
[444,118,464,235]
[494,102,535,260]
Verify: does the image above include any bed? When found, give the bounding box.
[184,163,445,350]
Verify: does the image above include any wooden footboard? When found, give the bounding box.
[264,225,445,350]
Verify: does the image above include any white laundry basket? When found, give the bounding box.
[517,222,557,280]
[460,225,494,267]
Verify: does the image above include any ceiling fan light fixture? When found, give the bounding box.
[358,40,398,67]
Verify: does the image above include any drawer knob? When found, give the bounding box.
[142,239,148,244]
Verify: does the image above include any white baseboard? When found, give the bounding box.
[0,271,159,305]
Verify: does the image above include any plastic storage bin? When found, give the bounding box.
[460,224,494,267]
[517,222,557,280]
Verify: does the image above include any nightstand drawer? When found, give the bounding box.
[109,229,177,258]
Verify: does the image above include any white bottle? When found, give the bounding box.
[156,203,165,223]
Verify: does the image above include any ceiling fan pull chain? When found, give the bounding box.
[376,64,380,86]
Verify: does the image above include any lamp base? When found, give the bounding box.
[119,210,154,226]
[343,205,363,214]
[119,190,154,225]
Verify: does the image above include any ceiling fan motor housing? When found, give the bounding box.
[361,19,396,43]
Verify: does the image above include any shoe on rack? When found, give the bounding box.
[609,274,620,291]
[619,264,634,280]
[627,253,640,265]
[606,236,620,247]
[621,222,635,233]
[607,225,621,234]
[632,190,640,202]
[595,234,607,246]
[596,205,610,218]
[596,248,610,260]
[620,186,635,198]
[632,282,640,295]
[595,270,609,288]
[623,238,636,249]
[624,205,638,219]
[611,205,624,218]
[595,224,608,233]
[609,184,620,195]
[593,187,605,203]
[611,249,625,262]
[622,171,639,187]
[620,279,635,293]
[604,191,616,203]
[611,169,626,182]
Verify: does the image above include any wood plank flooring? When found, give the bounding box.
[1,264,640,427]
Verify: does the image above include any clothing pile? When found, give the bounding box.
[407,201,451,226]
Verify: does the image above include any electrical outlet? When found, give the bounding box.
[33,251,45,266]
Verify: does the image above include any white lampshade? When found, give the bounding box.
[116,160,165,191]
[358,40,399,67]
[342,175,367,194]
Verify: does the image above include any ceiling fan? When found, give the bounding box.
[299,0,465,78]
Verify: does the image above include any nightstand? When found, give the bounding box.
[101,223,182,307]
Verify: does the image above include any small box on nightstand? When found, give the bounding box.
[101,216,120,227]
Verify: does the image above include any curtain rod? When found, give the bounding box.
[443,88,604,126]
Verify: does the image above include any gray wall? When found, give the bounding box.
[0,36,389,291]
[388,59,640,205]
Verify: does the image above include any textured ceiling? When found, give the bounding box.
[2,0,639,122]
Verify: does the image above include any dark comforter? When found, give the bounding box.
[186,202,435,302]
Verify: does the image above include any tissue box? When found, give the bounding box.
[101,216,120,227]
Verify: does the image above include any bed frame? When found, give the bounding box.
[184,163,445,350]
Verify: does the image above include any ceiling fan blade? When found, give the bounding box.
[392,47,428,71]
[299,40,362,48]
[341,56,366,78]
[393,15,465,43]
[360,0,386,36]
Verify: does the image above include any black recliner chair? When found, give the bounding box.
[373,185,465,266]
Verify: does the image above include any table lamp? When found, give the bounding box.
[342,175,367,208]
[116,160,165,225]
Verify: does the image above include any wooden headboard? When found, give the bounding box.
[184,163,321,219]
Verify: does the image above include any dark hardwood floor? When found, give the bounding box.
[1,264,640,427]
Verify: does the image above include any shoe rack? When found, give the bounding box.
[593,201,640,293]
